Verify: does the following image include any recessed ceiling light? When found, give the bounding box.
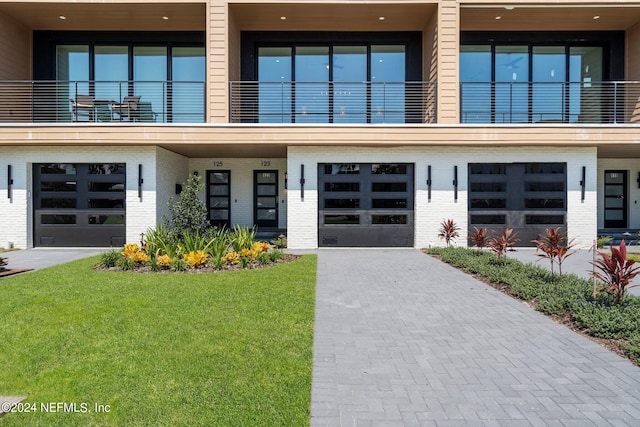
[504,6,515,10]
[280,16,286,20]
[59,15,66,20]
[495,16,502,20]
[162,16,169,20]
[379,16,385,21]
[593,15,600,20]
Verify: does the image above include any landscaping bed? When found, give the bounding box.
[427,247,640,366]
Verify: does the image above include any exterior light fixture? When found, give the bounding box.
[504,6,515,10]
[280,16,286,20]
[580,166,586,201]
[138,164,143,200]
[162,16,169,20]
[379,16,385,21]
[299,164,305,200]
[427,165,432,202]
[453,166,458,201]
[7,165,13,199]
[495,16,502,20]
[59,15,66,20]
[593,15,600,20]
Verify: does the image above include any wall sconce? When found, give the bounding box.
[580,166,586,201]
[637,172,640,189]
[138,164,143,200]
[7,165,13,199]
[427,165,432,202]
[453,165,458,201]
[299,164,305,200]
[285,172,288,190]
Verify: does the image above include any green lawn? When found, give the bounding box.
[0,255,317,426]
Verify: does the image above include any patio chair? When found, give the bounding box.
[69,95,95,122]
[135,102,159,123]
[95,103,113,123]
[111,96,141,121]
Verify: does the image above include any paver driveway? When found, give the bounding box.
[311,249,640,426]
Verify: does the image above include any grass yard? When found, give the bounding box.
[0,254,317,426]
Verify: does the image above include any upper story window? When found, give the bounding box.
[235,31,429,124]
[460,31,624,124]
[35,31,205,123]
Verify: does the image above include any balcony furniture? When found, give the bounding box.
[69,95,95,122]
[135,102,158,123]
[111,96,141,121]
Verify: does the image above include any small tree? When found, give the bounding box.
[488,227,519,260]
[165,174,210,240]
[532,227,575,277]
[438,219,460,247]
[591,240,640,305]
[469,227,488,252]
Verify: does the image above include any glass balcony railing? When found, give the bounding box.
[229,81,437,124]
[0,80,206,123]
[460,81,640,124]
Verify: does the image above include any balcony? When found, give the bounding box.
[229,81,436,124]
[460,81,640,125]
[0,81,206,124]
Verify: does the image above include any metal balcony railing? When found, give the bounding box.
[0,80,206,124]
[229,81,437,124]
[460,81,640,124]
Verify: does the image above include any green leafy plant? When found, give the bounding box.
[271,233,287,249]
[597,235,613,249]
[591,240,640,305]
[488,227,519,260]
[532,227,575,277]
[165,174,210,240]
[145,224,179,259]
[117,256,136,271]
[171,257,188,272]
[469,226,488,251]
[230,225,257,252]
[99,249,120,268]
[438,219,460,247]
[269,249,285,263]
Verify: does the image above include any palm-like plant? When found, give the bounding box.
[469,227,488,251]
[591,240,640,305]
[438,219,460,247]
[532,227,575,277]
[488,228,519,259]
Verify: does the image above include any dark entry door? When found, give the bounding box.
[206,170,231,229]
[254,170,278,228]
[604,170,627,228]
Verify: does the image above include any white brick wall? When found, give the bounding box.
[156,147,189,224]
[0,146,157,248]
[287,146,597,249]
[189,158,287,228]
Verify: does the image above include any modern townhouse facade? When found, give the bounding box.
[0,0,639,249]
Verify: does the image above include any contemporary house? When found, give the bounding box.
[0,0,639,249]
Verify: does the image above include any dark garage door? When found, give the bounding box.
[34,163,126,247]
[318,163,414,247]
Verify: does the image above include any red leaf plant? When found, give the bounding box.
[469,226,488,251]
[438,219,460,247]
[591,240,640,305]
[488,227,519,259]
[532,227,575,277]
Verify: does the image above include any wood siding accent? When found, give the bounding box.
[437,1,459,123]
[0,10,30,80]
[208,0,228,123]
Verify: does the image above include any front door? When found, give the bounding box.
[206,170,231,229]
[604,170,627,228]
[254,170,278,228]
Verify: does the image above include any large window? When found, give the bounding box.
[35,31,205,123]
[460,32,623,124]
[242,32,422,124]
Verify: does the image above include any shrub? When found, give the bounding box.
[145,224,179,259]
[117,256,136,271]
[230,225,257,252]
[165,174,210,240]
[99,250,120,268]
[488,228,519,259]
[572,302,640,339]
[623,335,640,361]
[469,226,488,251]
[269,249,285,263]
[184,250,209,269]
[591,240,640,305]
[438,219,460,246]
[271,233,287,249]
[532,227,575,277]
[171,257,188,272]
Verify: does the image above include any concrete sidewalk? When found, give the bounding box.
[1,248,104,272]
[311,249,640,426]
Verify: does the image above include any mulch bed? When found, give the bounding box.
[94,254,301,273]
[428,252,635,365]
[0,269,32,278]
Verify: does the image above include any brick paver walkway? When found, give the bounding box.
[311,249,640,426]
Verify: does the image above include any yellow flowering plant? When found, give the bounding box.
[184,250,209,268]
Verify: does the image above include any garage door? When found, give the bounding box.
[318,163,414,247]
[34,163,126,247]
